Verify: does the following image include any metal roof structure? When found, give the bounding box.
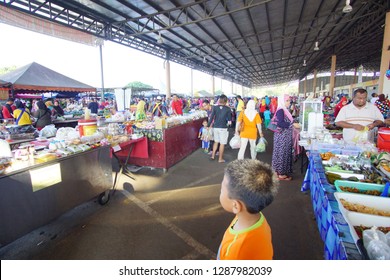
[0,0,388,88]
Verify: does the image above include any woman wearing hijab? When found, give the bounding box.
[52,100,65,117]
[236,99,263,160]
[271,95,293,180]
[333,96,348,118]
[33,100,53,130]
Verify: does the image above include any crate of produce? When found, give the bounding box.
[334,180,387,197]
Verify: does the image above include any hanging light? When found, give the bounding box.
[203,56,207,63]
[223,67,227,74]
[342,0,353,13]
[157,32,163,44]
[303,59,307,67]
[314,41,319,51]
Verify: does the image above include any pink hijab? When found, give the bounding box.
[275,94,293,122]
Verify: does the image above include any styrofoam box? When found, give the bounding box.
[343,211,390,244]
[334,180,385,195]
[335,192,390,213]
[334,192,390,244]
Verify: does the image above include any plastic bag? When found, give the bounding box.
[229,135,241,149]
[363,227,390,260]
[39,124,57,138]
[352,126,369,143]
[255,137,267,153]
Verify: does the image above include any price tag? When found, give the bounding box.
[112,145,121,152]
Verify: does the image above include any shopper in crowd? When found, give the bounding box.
[235,95,245,121]
[198,119,211,153]
[333,96,348,118]
[33,100,53,130]
[170,94,183,115]
[263,106,271,129]
[13,100,32,126]
[2,98,15,119]
[335,88,384,144]
[0,105,3,120]
[259,98,266,120]
[374,93,390,117]
[236,100,263,160]
[269,97,277,118]
[135,97,147,121]
[150,96,169,118]
[208,94,232,163]
[88,98,99,114]
[201,99,212,119]
[271,94,293,181]
[45,100,54,111]
[52,100,65,117]
[217,159,278,260]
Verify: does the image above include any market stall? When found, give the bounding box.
[301,147,390,260]
[0,145,112,247]
[124,117,206,170]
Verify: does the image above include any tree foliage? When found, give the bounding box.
[125,81,153,89]
[0,65,17,75]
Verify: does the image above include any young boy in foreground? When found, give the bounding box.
[217,159,279,260]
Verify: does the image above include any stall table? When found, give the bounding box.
[301,152,364,260]
[0,145,112,247]
[124,118,205,171]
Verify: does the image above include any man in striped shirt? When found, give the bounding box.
[335,88,384,144]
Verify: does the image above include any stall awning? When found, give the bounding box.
[0,62,96,93]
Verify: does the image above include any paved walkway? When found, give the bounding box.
[0,129,324,260]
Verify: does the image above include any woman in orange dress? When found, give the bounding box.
[236,100,263,159]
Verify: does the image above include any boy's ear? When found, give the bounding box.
[232,199,244,214]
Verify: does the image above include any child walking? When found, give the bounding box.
[217,159,279,260]
[198,120,211,153]
[263,106,271,129]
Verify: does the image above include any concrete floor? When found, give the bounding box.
[0,129,324,260]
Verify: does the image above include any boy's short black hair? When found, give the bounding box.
[224,159,278,214]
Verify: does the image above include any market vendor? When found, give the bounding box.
[335,88,384,144]
[13,100,33,126]
[150,96,169,118]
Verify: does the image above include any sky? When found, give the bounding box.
[0,23,239,95]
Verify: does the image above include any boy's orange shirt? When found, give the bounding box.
[217,213,273,260]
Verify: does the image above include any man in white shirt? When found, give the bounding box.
[335,88,384,144]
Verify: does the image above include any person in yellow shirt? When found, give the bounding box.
[13,100,32,126]
[235,95,245,129]
[135,97,146,121]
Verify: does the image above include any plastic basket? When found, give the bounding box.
[334,180,386,196]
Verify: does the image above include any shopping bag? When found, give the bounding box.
[255,137,267,153]
[267,119,279,132]
[229,135,241,149]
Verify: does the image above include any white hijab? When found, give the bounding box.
[244,100,257,122]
